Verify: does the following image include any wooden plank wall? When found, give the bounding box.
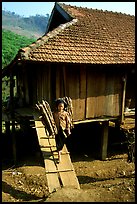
[65,65,86,121]
[86,68,122,119]
[23,63,123,121]
[54,64,122,121]
[36,64,51,104]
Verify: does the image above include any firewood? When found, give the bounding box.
[36,104,54,136]
[42,100,57,134]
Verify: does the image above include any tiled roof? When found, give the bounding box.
[18,3,135,64]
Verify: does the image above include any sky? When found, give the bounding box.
[2,2,135,17]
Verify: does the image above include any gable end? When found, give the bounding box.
[46,2,73,33]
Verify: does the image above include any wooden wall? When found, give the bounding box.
[54,64,123,121]
[17,63,123,121]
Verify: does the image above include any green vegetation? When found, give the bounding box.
[2,29,36,102]
[2,29,36,69]
[2,10,49,103]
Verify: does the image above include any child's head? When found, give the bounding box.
[57,102,64,112]
[55,99,65,111]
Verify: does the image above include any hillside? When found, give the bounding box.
[2,10,49,38]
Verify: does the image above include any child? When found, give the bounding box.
[53,99,71,162]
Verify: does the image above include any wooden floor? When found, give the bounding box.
[34,117,80,193]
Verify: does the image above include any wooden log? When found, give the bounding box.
[43,100,53,119]
[44,100,58,134]
[37,104,54,136]
[42,100,57,135]
[40,104,55,136]
[42,103,57,136]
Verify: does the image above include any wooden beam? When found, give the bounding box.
[101,121,109,161]
[73,117,117,125]
[12,120,16,164]
[121,74,127,123]
[10,71,17,164]
[5,121,10,135]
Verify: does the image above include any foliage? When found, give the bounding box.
[2,30,36,102]
[2,29,36,69]
[2,10,49,102]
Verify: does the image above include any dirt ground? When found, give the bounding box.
[2,117,135,202]
[2,153,135,202]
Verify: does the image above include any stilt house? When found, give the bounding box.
[2,2,135,160]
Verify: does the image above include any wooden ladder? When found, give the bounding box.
[33,118,80,193]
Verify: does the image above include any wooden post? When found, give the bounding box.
[101,121,109,160]
[5,121,10,135]
[63,66,67,96]
[12,120,16,164]
[121,74,127,123]
[10,72,16,164]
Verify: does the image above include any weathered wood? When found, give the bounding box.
[12,120,16,164]
[34,120,61,193]
[57,145,80,189]
[34,103,80,191]
[121,74,127,123]
[63,66,67,96]
[74,117,117,124]
[86,69,95,118]
[101,121,109,160]
[5,121,10,135]
[42,100,57,134]
[46,169,74,173]
[38,104,55,136]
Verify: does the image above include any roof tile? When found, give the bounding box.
[19,3,135,64]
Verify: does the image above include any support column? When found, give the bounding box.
[101,121,109,160]
[5,121,10,135]
[10,72,16,164]
[121,74,127,123]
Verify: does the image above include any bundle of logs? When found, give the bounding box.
[36,100,58,137]
[36,97,74,137]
